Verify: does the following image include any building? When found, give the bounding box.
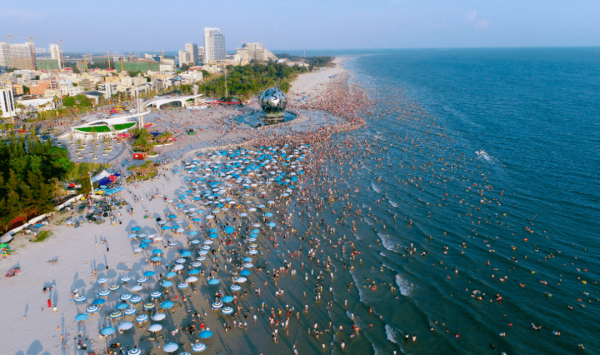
[0,42,36,70]
[198,47,204,63]
[236,42,278,62]
[12,84,24,96]
[179,51,191,66]
[0,86,16,118]
[37,59,60,71]
[185,43,198,66]
[49,43,62,69]
[204,28,226,62]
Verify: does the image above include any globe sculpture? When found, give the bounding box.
[259,86,287,117]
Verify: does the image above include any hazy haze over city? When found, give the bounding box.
[1,0,599,51]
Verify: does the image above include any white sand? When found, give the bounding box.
[0,58,348,355]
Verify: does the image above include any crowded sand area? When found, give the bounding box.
[0,59,356,355]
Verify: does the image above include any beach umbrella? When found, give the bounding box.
[224,226,235,234]
[128,234,138,239]
[211,301,223,309]
[176,258,186,264]
[201,245,210,250]
[198,330,213,339]
[192,218,201,222]
[242,257,252,262]
[221,306,234,315]
[120,294,132,301]
[249,234,258,238]
[243,263,254,268]
[240,270,251,276]
[168,214,177,219]
[92,298,106,305]
[248,250,258,255]
[97,278,108,284]
[152,249,163,255]
[208,279,220,285]
[150,256,162,262]
[101,327,116,336]
[161,280,173,288]
[251,229,259,234]
[130,295,143,303]
[208,233,218,239]
[173,264,184,271]
[131,226,141,232]
[74,296,87,303]
[169,242,179,247]
[131,285,144,293]
[192,261,202,267]
[118,321,133,330]
[203,240,213,245]
[98,290,110,297]
[137,277,147,284]
[75,313,88,321]
[144,271,156,277]
[178,282,189,289]
[124,308,137,316]
[109,311,122,319]
[127,348,142,355]
[133,247,143,253]
[199,250,208,255]
[148,324,163,332]
[188,231,198,236]
[192,343,207,352]
[151,291,162,298]
[158,220,167,225]
[186,276,198,283]
[235,277,247,283]
[206,215,214,220]
[135,314,148,323]
[86,305,99,313]
[143,303,155,310]
[222,295,234,303]
[198,256,206,261]
[264,212,273,218]
[161,300,174,309]
[116,303,129,310]
[190,268,201,275]
[152,313,166,321]
[161,225,171,230]
[166,271,177,278]
[109,284,121,291]
[190,239,200,245]
[164,343,179,353]
[267,222,276,228]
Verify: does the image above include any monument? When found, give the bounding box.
[236,86,296,127]
[259,86,287,118]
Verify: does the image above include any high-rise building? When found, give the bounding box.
[198,47,205,63]
[0,86,16,118]
[236,42,278,62]
[179,50,191,67]
[0,42,36,70]
[204,28,226,62]
[49,43,62,69]
[185,43,198,66]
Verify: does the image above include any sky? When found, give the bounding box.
[1,0,599,52]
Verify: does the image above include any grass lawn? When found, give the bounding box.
[33,230,52,242]
[113,122,136,131]
[76,126,111,133]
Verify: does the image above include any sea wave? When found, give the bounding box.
[388,199,398,207]
[385,324,399,344]
[395,274,412,296]
[371,181,381,193]
[378,232,397,252]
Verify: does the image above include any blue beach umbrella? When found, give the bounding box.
[168,214,177,219]
[181,250,192,257]
[161,280,173,287]
[150,256,162,262]
[161,225,171,230]
[165,271,177,278]
[152,249,162,255]
[144,271,155,277]
[101,327,116,335]
[161,301,174,309]
[242,257,253,262]
[224,226,235,234]
[86,305,99,313]
[92,298,106,305]
[222,295,234,303]
[143,303,156,310]
[209,233,218,239]
[131,226,141,232]
[135,314,148,323]
[74,296,87,303]
[221,306,234,315]
[209,228,218,233]
[189,269,200,275]
[264,213,273,218]
[128,234,138,239]
[192,218,201,222]
[198,330,213,338]
[151,291,162,298]
[109,311,122,319]
[240,270,251,276]
[139,243,148,249]
[116,303,129,310]
[188,231,198,236]
[75,314,88,321]
[208,279,220,285]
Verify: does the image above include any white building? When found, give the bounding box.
[0,86,16,118]
[49,43,62,69]
[179,50,191,66]
[185,43,198,65]
[204,28,226,62]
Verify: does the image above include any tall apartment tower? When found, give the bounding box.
[204,28,226,62]
[0,42,36,70]
[185,43,198,66]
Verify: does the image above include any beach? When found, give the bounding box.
[1,58,364,355]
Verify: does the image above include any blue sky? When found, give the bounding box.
[1,0,598,52]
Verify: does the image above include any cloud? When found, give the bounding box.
[0,7,48,21]
[474,19,489,29]
[465,10,477,23]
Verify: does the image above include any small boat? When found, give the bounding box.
[6,267,20,278]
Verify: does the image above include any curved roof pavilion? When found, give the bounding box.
[143,94,203,109]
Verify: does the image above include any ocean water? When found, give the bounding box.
[279,48,600,355]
